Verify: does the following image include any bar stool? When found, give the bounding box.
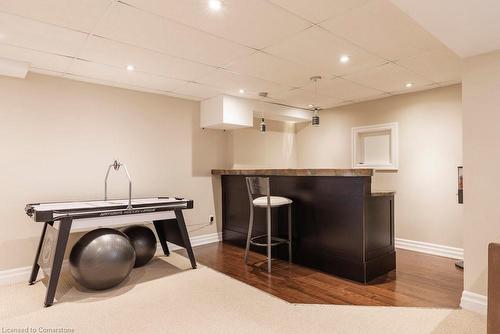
[244,177,292,273]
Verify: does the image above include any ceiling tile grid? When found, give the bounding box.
[0,44,72,73]
[66,59,186,92]
[0,0,113,33]
[124,0,311,49]
[302,77,387,101]
[320,0,447,61]
[78,36,214,82]
[224,51,318,87]
[0,12,88,56]
[270,87,343,109]
[92,1,255,67]
[268,0,373,24]
[0,0,463,109]
[120,0,312,49]
[62,71,175,96]
[196,68,293,98]
[343,62,433,93]
[395,48,462,84]
[172,81,223,101]
[263,26,388,77]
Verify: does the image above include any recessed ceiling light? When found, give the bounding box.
[126,64,135,71]
[405,82,413,88]
[208,0,222,11]
[308,104,314,108]
[239,88,245,94]
[339,55,350,64]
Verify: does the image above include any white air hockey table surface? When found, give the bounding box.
[26,196,193,230]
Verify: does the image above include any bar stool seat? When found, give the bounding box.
[252,196,292,207]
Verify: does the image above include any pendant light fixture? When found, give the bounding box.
[310,76,322,127]
[260,112,266,132]
[312,107,320,126]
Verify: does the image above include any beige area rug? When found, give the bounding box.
[0,253,486,334]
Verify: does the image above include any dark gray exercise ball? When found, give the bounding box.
[120,225,157,267]
[69,228,135,290]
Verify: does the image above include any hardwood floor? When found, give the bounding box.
[177,242,463,308]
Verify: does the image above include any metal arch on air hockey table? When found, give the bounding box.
[26,161,196,307]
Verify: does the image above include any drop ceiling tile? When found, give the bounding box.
[343,62,433,93]
[321,0,445,61]
[264,26,386,76]
[63,72,172,96]
[396,48,462,83]
[173,82,223,100]
[345,92,391,104]
[0,0,112,33]
[79,36,214,82]
[93,2,254,67]
[271,88,342,109]
[269,0,372,24]
[196,68,293,97]
[390,83,440,96]
[0,12,88,56]
[225,51,316,87]
[303,77,385,101]
[66,59,186,92]
[121,0,311,49]
[0,44,72,72]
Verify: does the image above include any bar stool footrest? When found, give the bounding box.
[250,234,290,247]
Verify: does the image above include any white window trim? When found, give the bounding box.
[351,122,398,170]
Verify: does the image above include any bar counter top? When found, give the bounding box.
[212,169,395,196]
[211,168,374,177]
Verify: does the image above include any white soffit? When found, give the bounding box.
[390,0,500,58]
[249,99,311,123]
[201,94,310,129]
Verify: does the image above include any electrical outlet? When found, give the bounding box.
[209,215,214,224]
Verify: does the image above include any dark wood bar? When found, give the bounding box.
[212,169,395,283]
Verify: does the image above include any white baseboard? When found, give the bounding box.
[157,232,222,253]
[0,232,222,286]
[395,238,464,260]
[0,266,38,286]
[460,290,487,314]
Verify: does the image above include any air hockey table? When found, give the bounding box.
[25,196,196,307]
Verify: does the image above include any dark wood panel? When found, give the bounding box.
[365,196,394,260]
[488,243,500,333]
[178,242,463,308]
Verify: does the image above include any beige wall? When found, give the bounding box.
[0,72,465,273]
[229,119,297,169]
[0,73,229,270]
[462,50,500,295]
[296,85,464,248]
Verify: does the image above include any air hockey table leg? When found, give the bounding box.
[153,221,170,256]
[44,218,72,307]
[29,221,52,285]
[174,209,197,269]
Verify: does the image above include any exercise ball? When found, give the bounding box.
[69,228,135,290]
[120,225,157,267]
